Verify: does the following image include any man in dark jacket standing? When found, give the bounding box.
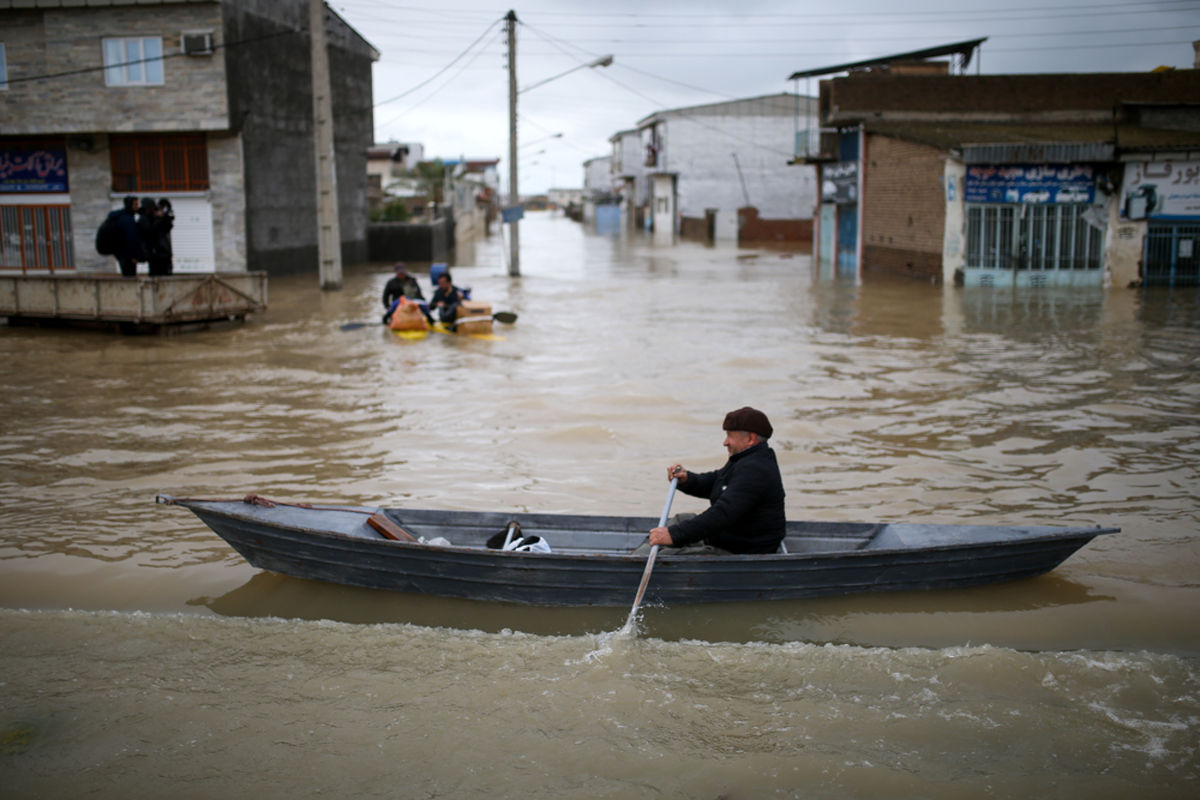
[642,406,787,555]
[111,195,144,277]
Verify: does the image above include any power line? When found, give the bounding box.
[521,26,1194,44]
[520,19,732,102]
[520,21,798,161]
[518,0,1199,22]
[1,27,304,87]
[373,16,503,107]
[520,0,1195,16]
[374,26,501,128]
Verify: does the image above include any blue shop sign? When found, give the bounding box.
[965,163,1093,205]
[0,148,69,193]
[501,204,524,224]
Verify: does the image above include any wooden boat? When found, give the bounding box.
[157,495,1118,607]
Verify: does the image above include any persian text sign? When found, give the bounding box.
[965,164,1093,205]
[0,148,69,193]
[821,161,858,204]
[1122,160,1200,220]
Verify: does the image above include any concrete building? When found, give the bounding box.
[581,155,616,225]
[608,128,646,231]
[0,0,377,276]
[366,141,424,211]
[633,93,818,245]
[547,188,583,210]
[796,46,1200,287]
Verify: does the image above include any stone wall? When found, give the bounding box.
[0,3,229,135]
[2,1,372,276]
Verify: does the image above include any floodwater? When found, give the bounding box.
[2,212,1198,797]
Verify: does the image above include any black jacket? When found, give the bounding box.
[382,275,424,307]
[668,441,786,554]
[115,209,144,261]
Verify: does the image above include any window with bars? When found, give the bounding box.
[110,134,209,192]
[966,203,1103,271]
[102,37,164,86]
[0,205,74,272]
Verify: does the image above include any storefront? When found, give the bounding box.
[961,163,1107,287]
[0,140,74,272]
[815,131,861,276]
[1123,160,1200,287]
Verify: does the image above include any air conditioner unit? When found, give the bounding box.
[182,32,213,56]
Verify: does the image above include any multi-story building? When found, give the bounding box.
[0,0,377,276]
[608,128,646,231]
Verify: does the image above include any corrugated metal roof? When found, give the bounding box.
[864,121,1200,159]
[962,142,1115,164]
[636,93,815,128]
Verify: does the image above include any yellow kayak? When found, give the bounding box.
[391,322,505,342]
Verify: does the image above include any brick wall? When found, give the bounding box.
[737,207,812,244]
[824,72,1200,123]
[862,133,945,281]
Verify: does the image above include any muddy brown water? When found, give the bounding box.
[2,212,1198,797]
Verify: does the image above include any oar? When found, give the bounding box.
[621,477,678,634]
[340,310,517,331]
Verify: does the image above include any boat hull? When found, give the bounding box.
[163,498,1117,607]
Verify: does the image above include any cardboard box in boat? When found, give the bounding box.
[455,299,492,335]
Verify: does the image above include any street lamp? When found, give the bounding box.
[520,132,563,150]
[506,9,611,276]
[518,55,614,95]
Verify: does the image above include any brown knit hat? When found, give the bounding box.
[722,406,772,439]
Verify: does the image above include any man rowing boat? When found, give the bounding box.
[636,406,787,555]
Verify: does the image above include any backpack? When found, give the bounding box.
[95,210,121,256]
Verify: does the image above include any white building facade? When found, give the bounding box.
[608,128,647,231]
[635,93,818,244]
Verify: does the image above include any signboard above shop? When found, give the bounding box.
[0,148,69,193]
[1122,160,1200,220]
[821,161,858,204]
[965,163,1094,205]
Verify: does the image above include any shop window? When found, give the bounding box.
[1145,223,1200,286]
[102,37,164,86]
[0,205,74,272]
[110,134,209,192]
[966,204,1102,272]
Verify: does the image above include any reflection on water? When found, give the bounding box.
[199,570,1115,649]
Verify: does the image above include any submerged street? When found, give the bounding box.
[2,212,1198,797]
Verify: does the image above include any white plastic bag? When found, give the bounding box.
[503,535,551,553]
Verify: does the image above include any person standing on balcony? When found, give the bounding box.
[111,195,144,277]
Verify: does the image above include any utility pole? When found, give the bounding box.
[506,9,520,277]
[310,0,342,290]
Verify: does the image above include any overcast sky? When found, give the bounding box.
[330,0,1200,194]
